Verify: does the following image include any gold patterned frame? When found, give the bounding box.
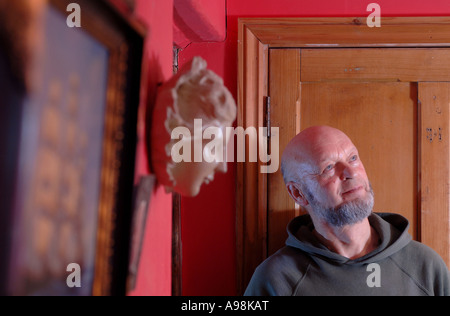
[53,0,145,296]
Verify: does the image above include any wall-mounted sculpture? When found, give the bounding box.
[150,56,236,197]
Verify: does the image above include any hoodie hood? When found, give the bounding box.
[286,212,412,265]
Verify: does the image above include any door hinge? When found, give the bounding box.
[265,96,271,138]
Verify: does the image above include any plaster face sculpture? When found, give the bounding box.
[151,56,237,197]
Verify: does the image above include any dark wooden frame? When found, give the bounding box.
[2,0,144,296]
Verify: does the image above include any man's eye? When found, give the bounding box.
[350,155,358,162]
[324,164,334,172]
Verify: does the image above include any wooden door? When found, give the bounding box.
[237,18,450,294]
[268,48,450,264]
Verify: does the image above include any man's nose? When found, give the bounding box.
[339,163,357,181]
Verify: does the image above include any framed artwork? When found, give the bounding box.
[2,0,144,296]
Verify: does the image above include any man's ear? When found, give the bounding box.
[286,182,309,207]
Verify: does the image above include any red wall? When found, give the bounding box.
[178,0,450,296]
[128,0,174,296]
[127,0,450,296]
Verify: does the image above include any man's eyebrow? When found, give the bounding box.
[348,147,359,156]
[316,146,358,164]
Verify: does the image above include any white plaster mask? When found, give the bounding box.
[151,56,236,196]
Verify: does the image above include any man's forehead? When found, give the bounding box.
[310,130,354,148]
[283,126,358,166]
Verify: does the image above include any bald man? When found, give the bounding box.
[244,126,450,296]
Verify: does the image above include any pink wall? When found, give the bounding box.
[178,0,450,296]
[128,0,174,296]
[174,0,226,47]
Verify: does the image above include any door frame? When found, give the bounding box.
[237,17,450,294]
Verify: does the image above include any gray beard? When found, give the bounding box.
[307,187,375,227]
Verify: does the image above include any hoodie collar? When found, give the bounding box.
[286,212,412,265]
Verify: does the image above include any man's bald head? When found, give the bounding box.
[281,126,355,185]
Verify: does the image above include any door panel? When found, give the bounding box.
[419,82,450,265]
[268,49,300,254]
[301,48,450,82]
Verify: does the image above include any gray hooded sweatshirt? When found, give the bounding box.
[244,213,450,296]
